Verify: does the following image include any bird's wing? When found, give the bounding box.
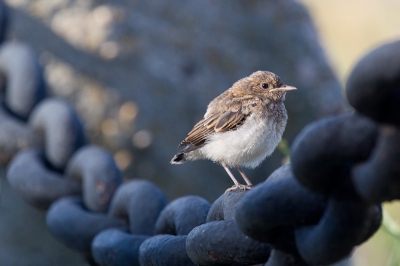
[178,113,219,147]
[178,102,252,148]
[214,109,248,132]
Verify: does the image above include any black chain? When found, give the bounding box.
[1,1,400,265]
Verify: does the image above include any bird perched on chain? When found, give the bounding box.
[171,71,296,191]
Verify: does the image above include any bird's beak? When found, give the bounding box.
[270,85,297,92]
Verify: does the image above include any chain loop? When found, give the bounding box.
[0,42,45,120]
[28,98,86,171]
[66,146,122,213]
[46,196,126,257]
[0,41,45,165]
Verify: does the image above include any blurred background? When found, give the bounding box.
[0,0,399,265]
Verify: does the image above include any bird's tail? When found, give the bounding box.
[170,151,186,164]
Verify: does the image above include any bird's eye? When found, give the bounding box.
[261,83,269,89]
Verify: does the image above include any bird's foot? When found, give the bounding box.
[225,184,252,193]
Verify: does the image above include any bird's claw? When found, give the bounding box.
[225,184,252,193]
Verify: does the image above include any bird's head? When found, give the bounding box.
[243,71,297,101]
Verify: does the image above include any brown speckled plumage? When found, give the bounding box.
[171,71,296,191]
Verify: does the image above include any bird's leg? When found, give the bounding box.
[222,163,240,186]
[222,163,248,192]
[236,166,253,190]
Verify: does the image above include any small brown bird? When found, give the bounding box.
[171,71,296,191]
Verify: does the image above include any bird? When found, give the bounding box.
[171,71,296,191]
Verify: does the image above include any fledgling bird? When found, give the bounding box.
[171,71,296,191]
